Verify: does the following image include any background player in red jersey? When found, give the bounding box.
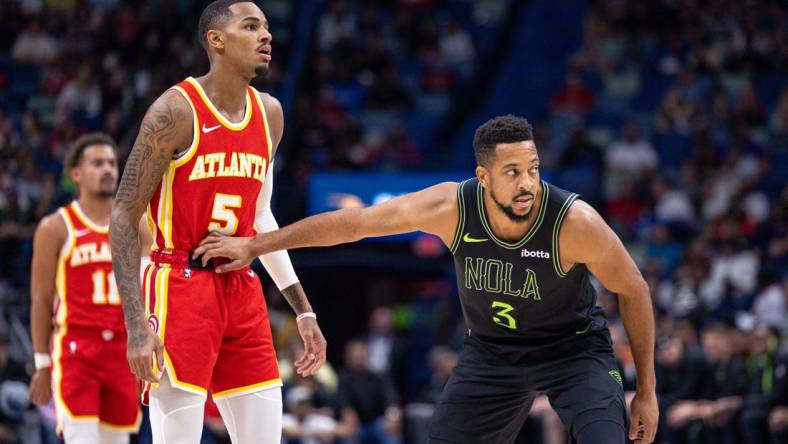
[28,133,152,443]
[109,1,327,443]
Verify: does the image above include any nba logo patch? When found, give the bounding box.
[148,314,159,334]
[184,268,192,278]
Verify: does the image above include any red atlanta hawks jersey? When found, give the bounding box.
[147,77,272,252]
[54,202,124,331]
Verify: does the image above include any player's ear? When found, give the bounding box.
[69,167,81,185]
[476,165,488,188]
[207,30,225,51]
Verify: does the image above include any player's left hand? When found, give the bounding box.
[193,232,255,272]
[294,316,326,377]
[629,390,659,443]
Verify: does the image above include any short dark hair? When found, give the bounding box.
[198,0,253,50]
[473,115,534,166]
[64,132,117,172]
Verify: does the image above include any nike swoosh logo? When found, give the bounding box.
[202,123,222,133]
[463,233,488,243]
[74,228,92,238]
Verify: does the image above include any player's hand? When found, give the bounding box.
[28,368,52,406]
[294,317,326,377]
[127,321,164,383]
[629,390,659,443]
[193,232,255,272]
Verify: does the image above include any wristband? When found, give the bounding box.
[296,312,317,323]
[34,353,51,370]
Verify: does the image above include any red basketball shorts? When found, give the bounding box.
[143,256,281,401]
[51,326,141,432]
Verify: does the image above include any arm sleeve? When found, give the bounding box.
[253,161,299,290]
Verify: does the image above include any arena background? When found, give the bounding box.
[0,0,786,443]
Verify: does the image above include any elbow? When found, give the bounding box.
[110,205,138,230]
[618,276,651,304]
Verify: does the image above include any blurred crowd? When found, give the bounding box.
[0,0,786,443]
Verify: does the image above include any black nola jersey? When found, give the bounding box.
[450,178,608,362]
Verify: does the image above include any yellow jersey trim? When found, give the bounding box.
[185,77,252,131]
[70,201,109,233]
[212,378,283,400]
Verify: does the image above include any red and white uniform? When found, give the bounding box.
[52,202,141,433]
[144,76,280,400]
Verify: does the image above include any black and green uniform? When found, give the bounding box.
[429,178,628,443]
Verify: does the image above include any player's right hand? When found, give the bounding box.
[127,322,164,383]
[28,369,52,406]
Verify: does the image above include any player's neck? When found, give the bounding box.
[195,67,251,120]
[76,196,113,226]
[482,186,543,243]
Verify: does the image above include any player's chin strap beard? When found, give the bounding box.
[489,189,532,224]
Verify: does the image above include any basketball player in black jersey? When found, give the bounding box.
[193,115,659,443]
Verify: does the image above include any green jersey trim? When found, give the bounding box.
[476,181,549,250]
[551,193,579,277]
[449,180,469,254]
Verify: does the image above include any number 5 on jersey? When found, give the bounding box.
[209,193,242,235]
[492,301,517,330]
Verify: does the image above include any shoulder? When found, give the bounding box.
[559,199,611,259]
[255,90,284,145]
[35,210,67,244]
[422,181,461,211]
[151,87,192,117]
[140,88,194,151]
[562,199,604,234]
[257,91,282,116]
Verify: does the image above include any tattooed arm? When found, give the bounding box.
[110,89,192,383]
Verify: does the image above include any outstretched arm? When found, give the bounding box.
[110,89,192,383]
[193,181,460,272]
[561,200,658,443]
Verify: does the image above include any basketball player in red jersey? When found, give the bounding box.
[28,133,151,443]
[109,1,327,442]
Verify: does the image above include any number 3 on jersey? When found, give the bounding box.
[492,301,517,330]
[208,193,242,235]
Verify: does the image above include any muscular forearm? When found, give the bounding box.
[110,208,145,329]
[618,284,656,393]
[251,208,362,255]
[280,282,313,315]
[30,296,53,354]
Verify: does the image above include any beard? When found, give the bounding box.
[98,189,115,198]
[490,189,533,223]
[254,64,271,77]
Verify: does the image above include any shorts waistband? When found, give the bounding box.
[150,249,215,270]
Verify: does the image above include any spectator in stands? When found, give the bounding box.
[666,324,748,443]
[11,20,58,66]
[644,224,685,280]
[549,71,595,116]
[337,339,402,444]
[651,176,694,226]
[55,63,102,125]
[768,348,788,444]
[751,270,787,332]
[0,338,30,443]
[655,329,705,443]
[741,325,782,443]
[318,0,356,51]
[605,122,658,176]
